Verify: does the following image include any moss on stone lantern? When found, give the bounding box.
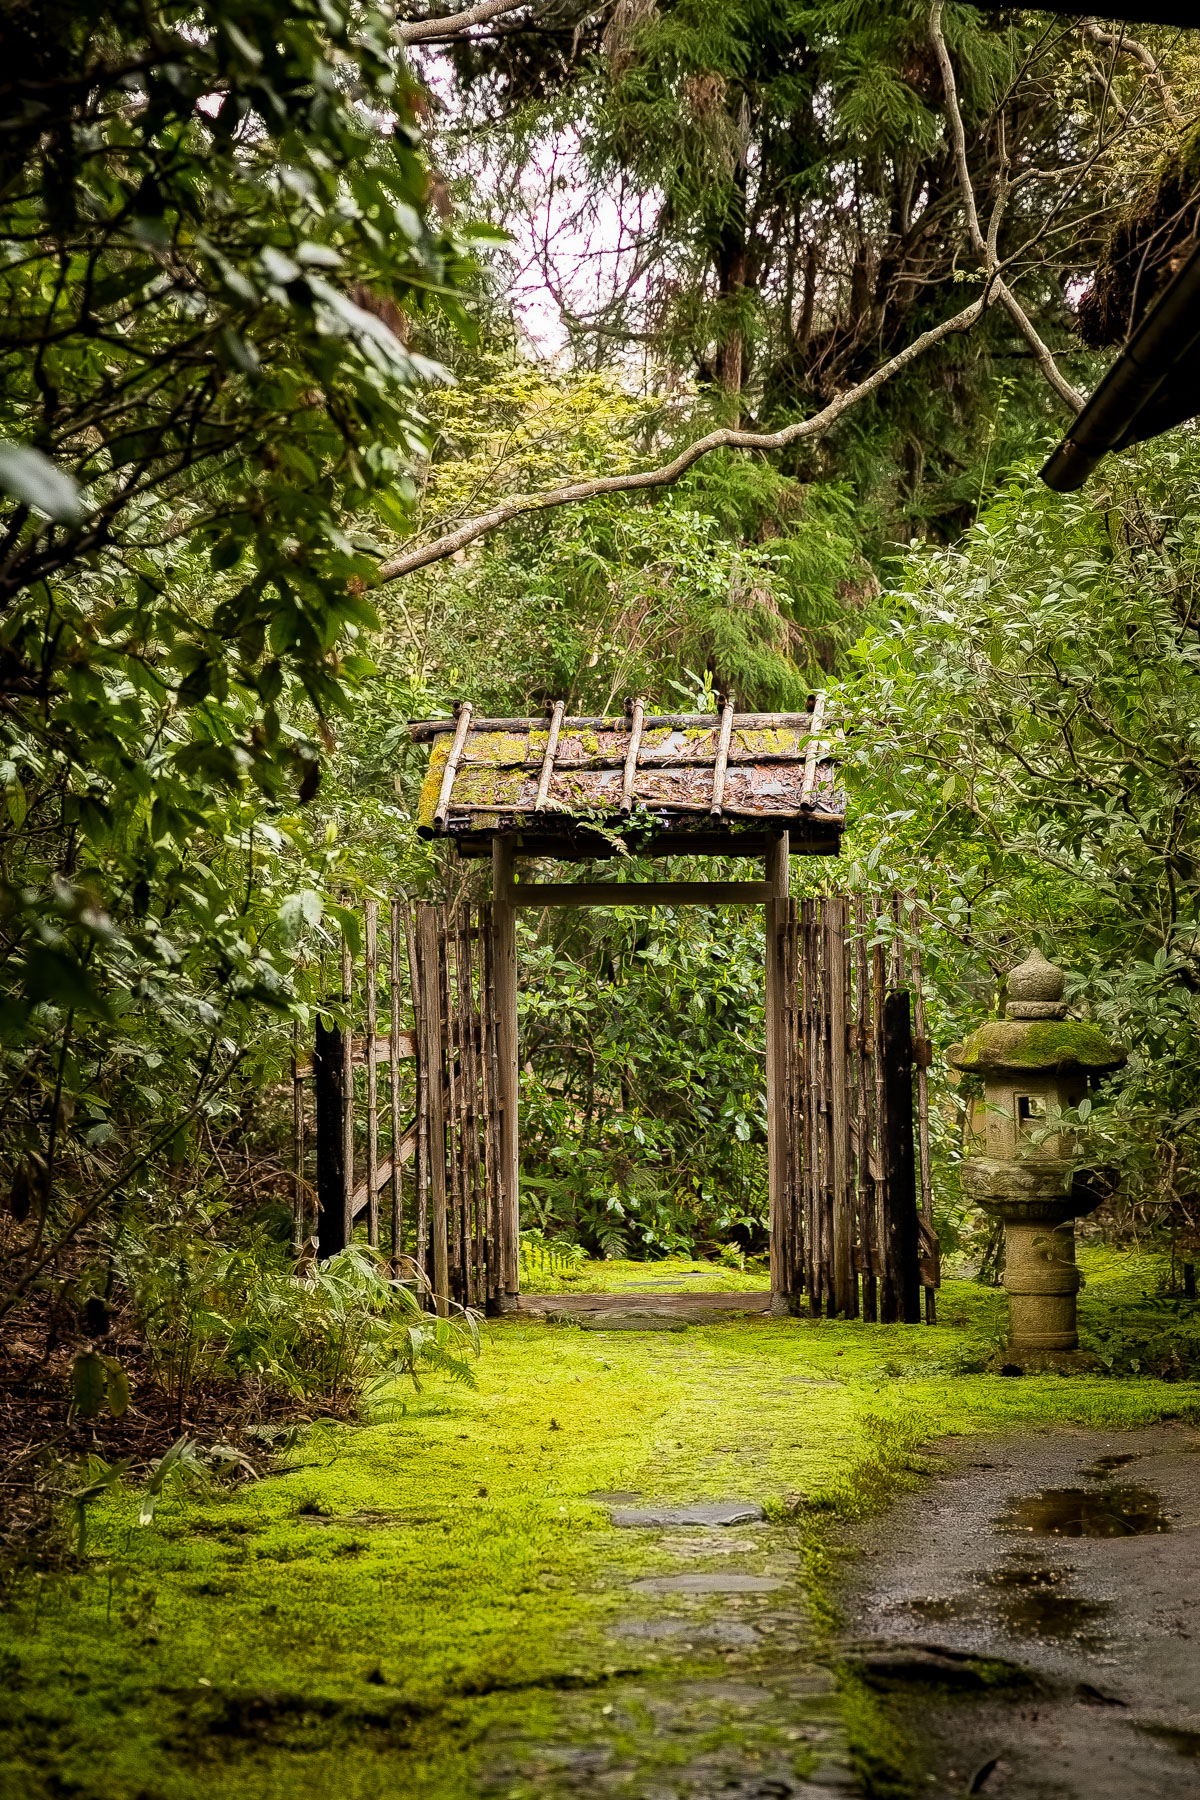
[947,949,1125,1368]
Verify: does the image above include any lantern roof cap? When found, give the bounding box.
[947,1018,1126,1080]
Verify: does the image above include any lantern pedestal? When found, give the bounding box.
[948,951,1124,1371]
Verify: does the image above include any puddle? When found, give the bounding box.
[999,1485,1171,1538]
[902,1566,1110,1640]
[983,1565,1109,1638]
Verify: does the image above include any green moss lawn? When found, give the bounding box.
[2,1250,1196,1800]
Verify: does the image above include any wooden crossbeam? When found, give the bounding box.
[507,880,773,907]
[294,1030,416,1079]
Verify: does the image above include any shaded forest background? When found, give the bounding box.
[4,0,1200,1513]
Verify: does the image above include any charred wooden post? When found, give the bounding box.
[314,1002,348,1257]
[881,988,922,1324]
[765,830,790,1308]
[907,900,938,1323]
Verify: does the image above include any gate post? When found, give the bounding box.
[882,988,922,1323]
[492,838,520,1299]
[765,830,790,1308]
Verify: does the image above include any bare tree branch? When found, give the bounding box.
[1082,18,1182,128]
[399,0,531,45]
[930,0,1085,414]
[376,296,986,583]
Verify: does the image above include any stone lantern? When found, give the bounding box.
[947,949,1125,1367]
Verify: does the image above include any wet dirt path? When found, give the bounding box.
[839,1423,1200,1798]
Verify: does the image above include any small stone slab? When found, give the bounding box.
[610,1500,764,1529]
[577,1312,688,1332]
[613,1616,762,1647]
[633,1572,783,1594]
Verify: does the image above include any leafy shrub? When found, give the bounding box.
[119,1236,480,1418]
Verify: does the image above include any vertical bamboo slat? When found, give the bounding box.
[827,894,854,1317]
[389,899,404,1265]
[853,897,878,1323]
[364,899,379,1248]
[479,903,502,1303]
[462,908,487,1307]
[405,903,429,1299]
[492,839,519,1297]
[451,906,472,1304]
[417,903,448,1315]
[340,927,354,1246]
[439,910,463,1303]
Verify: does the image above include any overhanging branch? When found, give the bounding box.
[376,296,987,584]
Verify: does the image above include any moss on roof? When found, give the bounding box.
[948,1019,1125,1077]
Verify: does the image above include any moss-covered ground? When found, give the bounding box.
[520,1252,771,1295]
[2,1250,1196,1800]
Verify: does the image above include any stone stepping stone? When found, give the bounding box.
[577,1312,687,1332]
[609,1500,764,1528]
[613,1616,762,1647]
[586,1488,642,1504]
[633,1572,783,1594]
[619,1272,711,1285]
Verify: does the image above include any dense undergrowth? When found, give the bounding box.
[1,1250,1196,1800]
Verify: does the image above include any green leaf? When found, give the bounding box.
[0,442,82,523]
[72,1352,107,1419]
[104,1358,131,1418]
[23,944,112,1018]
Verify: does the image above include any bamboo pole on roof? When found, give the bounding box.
[534,700,565,812]
[433,702,473,830]
[710,697,735,816]
[619,699,645,814]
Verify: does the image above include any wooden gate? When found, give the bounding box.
[299,885,936,1324]
[294,899,512,1314]
[770,892,938,1322]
